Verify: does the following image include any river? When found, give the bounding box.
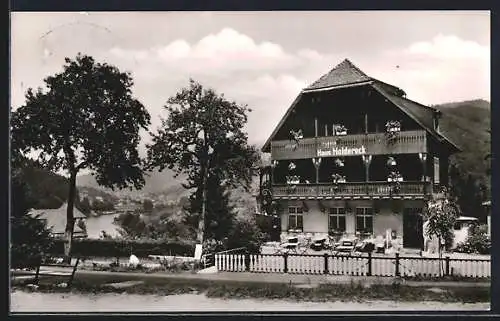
[85,214,121,239]
[10,291,489,312]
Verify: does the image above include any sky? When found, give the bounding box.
[11,11,490,152]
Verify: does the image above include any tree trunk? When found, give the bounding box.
[64,170,78,264]
[197,157,208,245]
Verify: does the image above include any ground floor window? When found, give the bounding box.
[328,207,346,232]
[356,207,373,234]
[288,206,303,231]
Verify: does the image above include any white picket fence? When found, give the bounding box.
[215,253,491,278]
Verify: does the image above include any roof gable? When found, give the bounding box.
[305,59,371,91]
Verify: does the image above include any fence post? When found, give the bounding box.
[245,251,250,272]
[283,253,288,273]
[395,253,400,277]
[445,256,450,276]
[323,253,329,274]
[367,252,372,276]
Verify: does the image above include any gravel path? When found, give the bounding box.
[10,290,490,312]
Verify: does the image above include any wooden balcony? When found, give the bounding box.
[271,181,430,200]
[270,130,427,160]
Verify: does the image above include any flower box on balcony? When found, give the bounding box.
[334,125,348,136]
[385,120,401,133]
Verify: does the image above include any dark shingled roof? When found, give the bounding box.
[306,59,372,90]
[28,203,87,236]
[261,59,461,153]
[372,83,461,152]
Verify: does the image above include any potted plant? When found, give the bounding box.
[334,158,345,167]
[332,173,346,184]
[286,175,300,193]
[387,156,397,167]
[289,129,303,141]
[385,120,401,143]
[387,171,403,182]
[385,120,401,133]
[334,124,347,136]
[388,171,402,194]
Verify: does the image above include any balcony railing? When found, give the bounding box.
[271,181,430,199]
[270,130,427,160]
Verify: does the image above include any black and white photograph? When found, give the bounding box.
[9,10,491,313]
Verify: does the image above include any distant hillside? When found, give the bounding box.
[76,169,188,199]
[434,99,490,110]
[15,160,88,211]
[78,186,120,203]
[434,99,491,189]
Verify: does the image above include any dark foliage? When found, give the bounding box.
[455,224,491,255]
[48,238,195,258]
[10,168,54,268]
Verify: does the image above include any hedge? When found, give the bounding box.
[48,238,196,258]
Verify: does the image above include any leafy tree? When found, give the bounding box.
[114,206,190,241]
[146,80,259,244]
[424,196,460,276]
[114,212,147,240]
[11,54,151,261]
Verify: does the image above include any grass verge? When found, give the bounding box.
[11,273,490,303]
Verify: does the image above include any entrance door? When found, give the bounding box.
[403,208,424,249]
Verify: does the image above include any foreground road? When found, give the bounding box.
[10,291,489,312]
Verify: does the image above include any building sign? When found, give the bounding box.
[317,145,366,157]
[434,157,440,184]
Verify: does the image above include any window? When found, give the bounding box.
[328,207,346,232]
[288,207,303,231]
[356,207,373,233]
[434,157,440,184]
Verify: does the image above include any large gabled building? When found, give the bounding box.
[258,59,461,251]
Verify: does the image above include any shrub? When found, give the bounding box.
[48,238,196,258]
[11,215,54,268]
[455,224,491,254]
[227,217,268,254]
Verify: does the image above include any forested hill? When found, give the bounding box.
[433,99,491,189]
